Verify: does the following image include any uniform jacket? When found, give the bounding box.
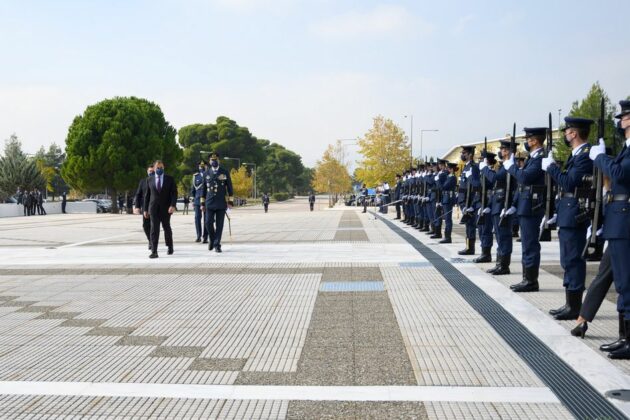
[458,161,480,206]
[440,173,457,206]
[483,165,515,216]
[507,149,546,217]
[201,167,234,210]
[190,171,206,206]
[547,143,592,228]
[595,143,630,239]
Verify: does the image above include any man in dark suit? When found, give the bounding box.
[143,160,177,258]
[200,152,233,253]
[134,165,154,250]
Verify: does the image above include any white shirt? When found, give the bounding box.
[571,142,588,157]
[626,138,630,147]
[529,148,543,158]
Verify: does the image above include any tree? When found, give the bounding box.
[312,143,352,200]
[61,97,182,212]
[230,166,253,198]
[0,134,46,201]
[554,82,617,162]
[257,142,308,195]
[35,143,67,200]
[355,116,410,187]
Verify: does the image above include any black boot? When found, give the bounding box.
[439,232,452,244]
[473,247,492,263]
[608,320,630,359]
[486,254,501,274]
[509,263,526,290]
[549,290,568,316]
[420,221,430,232]
[426,225,435,235]
[458,239,475,256]
[554,290,583,320]
[512,266,539,292]
[601,313,626,352]
[493,254,511,275]
[430,228,442,239]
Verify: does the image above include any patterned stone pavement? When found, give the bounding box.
[0,198,627,418]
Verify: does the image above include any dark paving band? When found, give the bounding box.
[334,211,368,241]
[372,211,626,420]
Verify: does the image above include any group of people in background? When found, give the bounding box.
[16,188,47,216]
[386,99,630,359]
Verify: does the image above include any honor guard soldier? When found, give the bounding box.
[394,174,402,220]
[262,193,270,213]
[458,146,480,255]
[200,152,234,253]
[425,161,438,236]
[589,100,630,359]
[431,160,449,239]
[483,140,517,275]
[504,127,547,292]
[439,162,459,243]
[416,164,426,230]
[473,152,496,263]
[191,161,208,243]
[542,117,594,320]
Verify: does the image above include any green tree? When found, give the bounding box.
[62,97,182,212]
[554,82,617,163]
[312,143,352,203]
[257,143,307,195]
[355,116,410,187]
[35,143,67,200]
[0,134,46,201]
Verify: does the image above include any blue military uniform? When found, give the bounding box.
[483,141,516,275]
[458,146,480,255]
[394,176,403,219]
[545,117,594,320]
[425,165,437,234]
[507,127,547,292]
[473,152,496,263]
[430,161,449,239]
[592,100,630,359]
[191,165,208,243]
[201,154,234,252]
[439,163,458,243]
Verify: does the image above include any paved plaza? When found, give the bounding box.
[0,198,629,419]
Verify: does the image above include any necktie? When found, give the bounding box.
[157,177,162,193]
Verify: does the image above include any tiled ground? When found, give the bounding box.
[0,198,625,418]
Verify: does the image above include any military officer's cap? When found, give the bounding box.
[410,167,417,171]
[460,145,475,153]
[447,162,458,169]
[523,127,547,138]
[438,158,448,164]
[484,151,497,161]
[561,117,594,131]
[209,151,220,160]
[615,100,630,119]
[499,140,516,149]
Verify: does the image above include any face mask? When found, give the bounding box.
[524,141,531,153]
[563,135,571,148]
[198,166,204,172]
[460,153,467,162]
[148,171,154,177]
[211,160,219,168]
[155,168,164,176]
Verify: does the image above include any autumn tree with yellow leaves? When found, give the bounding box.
[230,166,253,198]
[312,142,352,196]
[355,116,410,187]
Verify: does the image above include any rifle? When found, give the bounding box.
[539,113,555,241]
[435,166,443,219]
[499,123,516,227]
[460,160,473,223]
[582,98,605,258]
[476,136,488,226]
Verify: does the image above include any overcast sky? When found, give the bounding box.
[1,0,628,166]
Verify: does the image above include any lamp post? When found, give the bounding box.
[222,157,240,171]
[242,162,257,199]
[337,138,357,174]
[404,115,413,165]
[420,129,439,162]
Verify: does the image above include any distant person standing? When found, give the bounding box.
[200,152,234,253]
[360,184,368,213]
[16,188,23,206]
[308,192,315,211]
[36,190,46,215]
[134,165,154,250]
[183,194,190,215]
[23,191,30,216]
[262,193,270,213]
[191,161,208,243]
[61,191,67,214]
[144,160,177,259]
[118,194,124,214]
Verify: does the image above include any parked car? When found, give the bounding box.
[82,198,112,213]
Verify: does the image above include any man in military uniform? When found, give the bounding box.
[262,192,270,213]
[424,162,437,235]
[309,192,316,211]
[504,127,547,292]
[589,100,630,358]
[473,152,496,263]
[200,152,234,253]
[191,161,208,243]
[134,165,154,249]
[394,174,402,220]
[458,146,480,255]
[542,117,594,320]
[483,140,516,275]
[439,162,458,243]
[430,160,448,239]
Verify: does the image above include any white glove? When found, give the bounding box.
[541,156,554,171]
[465,207,474,213]
[424,197,430,203]
[464,169,472,178]
[589,138,605,160]
[483,207,491,214]
[547,214,557,225]
[434,175,440,181]
[503,154,515,170]
[506,206,517,215]
[479,159,488,170]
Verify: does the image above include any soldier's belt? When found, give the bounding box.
[492,188,505,194]
[607,193,630,203]
[458,188,467,193]
[558,192,575,198]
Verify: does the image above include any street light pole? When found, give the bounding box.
[223,157,240,171]
[242,162,257,199]
[404,115,413,165]
[419,129,439,162]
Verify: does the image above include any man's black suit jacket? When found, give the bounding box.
[144,174,178,215]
